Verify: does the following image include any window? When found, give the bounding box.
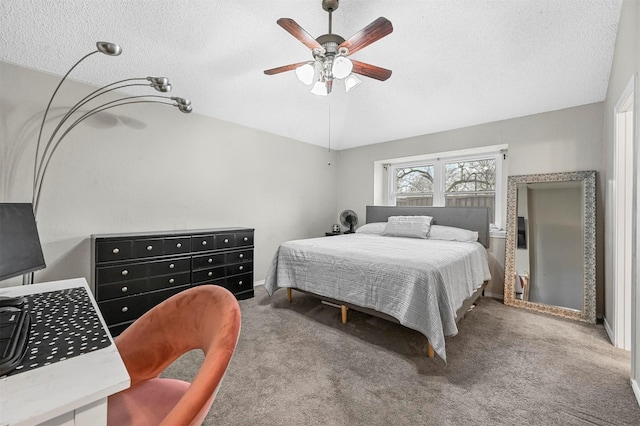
[394,165,435,206]
[388,150,504,227]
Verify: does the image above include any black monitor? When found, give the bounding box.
[0,203,46,281]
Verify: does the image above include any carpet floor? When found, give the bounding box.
[163,287,640,425]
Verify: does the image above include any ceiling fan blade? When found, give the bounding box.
[277,18,322,50]
[351,60,392,81]
[339,17,393,56]
[264,61,310,75]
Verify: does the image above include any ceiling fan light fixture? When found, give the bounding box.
[264,4,393,95]
[344,74,362,92]
[295,62,315,85]
[311,80,328,96]
[332,55,353,79]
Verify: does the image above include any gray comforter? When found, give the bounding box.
[264,233,491,361]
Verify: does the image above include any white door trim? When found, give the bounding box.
[629,72,639,408]
[613,76,635,350]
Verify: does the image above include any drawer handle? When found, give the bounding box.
[208,271,213,277]
[243,237,248,242]
[239,281,243,286]
[121,286,128,293]
[121,306,128,313]
[224,238,229,244]
[112,248,120,254]
[169,278,175,284]
[176,243,182,248]
[208,258,213,263]
[202,241,207,246]
[121,270,129,276]
[239,266,244,271]
[169,263,175,269]
[147,245,153,251]
[239,254,244,259]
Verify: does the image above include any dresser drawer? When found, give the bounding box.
[97,240,133,262]
[97,262,147,284]
[236,231,253,247]
[215,233,236,249]
[99,294,148,325]
[163,236,191,255]
[132,238,164,258]
[192,266,226,284]
[192,235,215,252]
[193,274,252,296]
[149,271,191,291]
[225,273,253,294]
[227,262,252,276]
[146,286,188,309]
[192,253,225,270]
[148,257,191,276]
[225,249,253,264]
[98,278,147,301]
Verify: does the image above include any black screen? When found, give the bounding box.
[0,203,46,281]
[517,216,527,249]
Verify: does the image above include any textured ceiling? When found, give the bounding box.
[0,0,622,150]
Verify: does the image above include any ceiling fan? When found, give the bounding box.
[264,0,393,96]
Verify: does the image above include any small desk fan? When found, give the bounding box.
[340,209,358,233]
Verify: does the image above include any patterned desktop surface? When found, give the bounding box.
[0,286,111,378]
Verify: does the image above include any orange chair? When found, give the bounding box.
[107,285,241,426]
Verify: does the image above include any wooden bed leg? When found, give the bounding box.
[287,288,292,302]
[427,341,435,358]
[341,305,348,324]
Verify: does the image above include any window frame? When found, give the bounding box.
[386,150,505,228]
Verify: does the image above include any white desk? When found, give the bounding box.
[0,278,130,426]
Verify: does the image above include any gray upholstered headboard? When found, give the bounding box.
[365,206,491,248]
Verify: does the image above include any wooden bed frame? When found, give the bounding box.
[286,205,491,359]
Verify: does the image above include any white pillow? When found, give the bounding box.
[355,222,387,234]
[381,216,432,239]
[428,225,478,242]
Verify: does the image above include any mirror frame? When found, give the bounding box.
[503,170,596,324]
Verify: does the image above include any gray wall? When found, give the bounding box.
[602,0,640,400]
[0,61,337,287]
[335,102,606,315]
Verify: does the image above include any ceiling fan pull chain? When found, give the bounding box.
[328,99,332,153]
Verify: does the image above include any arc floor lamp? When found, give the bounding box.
[31,41,192,216]
[15,41,192,284]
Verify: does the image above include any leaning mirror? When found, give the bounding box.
[504,171,596,323]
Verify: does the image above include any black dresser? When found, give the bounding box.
[91,227,254,335]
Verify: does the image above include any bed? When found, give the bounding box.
[264,206,492,361]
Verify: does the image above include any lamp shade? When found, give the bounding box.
[295,63,315,85]
[344,74,362,92]
[332,56,353,79]
[96,42,122,56]
[311,80,328,96]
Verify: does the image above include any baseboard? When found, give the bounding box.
[254,279,265,287]
[484,291,503,300]
[603,317,615,345]
[632,378,640,408]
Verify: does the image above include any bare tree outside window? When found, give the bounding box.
[445,159,496,192]
[445,159,496,220]
[395,165,434,206]
[391,158,497,222]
